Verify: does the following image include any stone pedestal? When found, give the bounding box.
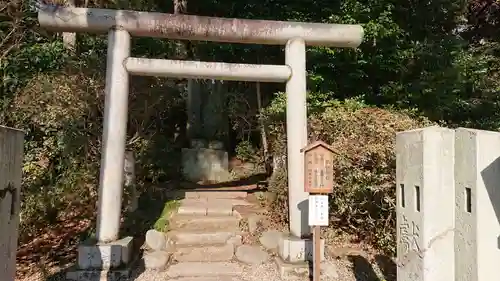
[396,127,455,281]
[66,237,135,281]
[274,257,338,280]
[181,147,231,183]
[278,235,325,263]
[455,128,500,281]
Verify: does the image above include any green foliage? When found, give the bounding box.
[264,98,433,254]
[154,200,180,232]
[235,140,257,162]
[3,0,500,259]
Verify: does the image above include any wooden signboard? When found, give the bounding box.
[301,140,334,194]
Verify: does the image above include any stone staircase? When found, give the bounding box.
[164,191,251,281]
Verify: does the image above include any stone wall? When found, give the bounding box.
[0,126,24,281]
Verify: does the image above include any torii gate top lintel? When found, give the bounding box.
[38,6,364,48]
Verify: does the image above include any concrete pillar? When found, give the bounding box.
[455,128,500,281]
[0,126,24,281]
[96,28,130,243]
[285,38,309,237]
[395,126,455,281]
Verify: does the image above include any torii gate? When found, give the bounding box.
[37,4,363,267]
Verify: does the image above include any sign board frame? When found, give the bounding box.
[301,140,335,194]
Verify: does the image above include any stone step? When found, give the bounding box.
[185,191,247,199]
[170,277,244,281]
[169,230,238,246]
[173,243,235,262]
[166,262,244,278]
[178,198,234,216]
[170,214,240,231]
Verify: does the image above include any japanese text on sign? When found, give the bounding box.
[302,141,334,193]
[308,195,329,226]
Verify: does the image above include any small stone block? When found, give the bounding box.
[235,245,269,264]
[66,266,131,281]
[173,231,234,246]
[227,235,243,246]
[181,148,231,183]
[274,257,337,281]
[178,200,207,216]
[274,257,310,280]
[77,237,133,270]
[199,191,247,199]
[167,262,244,278]
[115,236,133,264]
[143,250,171,269]
[174,244,235,262]
[278,236,325,263]
[207,201,233,216]
[184,191,200,199]
[172,277,244,281]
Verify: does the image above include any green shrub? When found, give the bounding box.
[235,140,257,162]
[263,94,433,254]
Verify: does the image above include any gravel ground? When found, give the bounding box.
[19,253,394,281]
[129,256,392,281]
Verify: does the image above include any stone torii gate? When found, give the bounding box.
[37,5,363,274]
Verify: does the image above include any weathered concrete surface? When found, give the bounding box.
[278,235,325,263]
[177,198,235,216]
[170,231,236,246]
[235,245,269,264]
[174,244,235,262]
[66,266,131,281]
[38,7,364,47]
[274,257,338,281]
[185,191,248,199]
[259,230,284,251]
[206,200,234,216]
[396,126,455,281]
[77,236,134,269]
[227,235,243,246]
[170,277,244,281]
[178,199,208,216]
[143,250,171,269]
[166,262,244,277]
[145,229,168,251]
[455,128,500,281]
[0,126,24,281]
[170,214,240,230]
[181,148,231,183]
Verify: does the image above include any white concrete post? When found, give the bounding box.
[455,128,500,281]
[285,38,309,237]
[396,127,455,281]
[96,28,131,243]
[0,126,24,281]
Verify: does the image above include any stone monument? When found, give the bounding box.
[182,79,231,183]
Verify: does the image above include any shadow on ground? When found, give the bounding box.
[348,254,396,281]
[177,174,269,195]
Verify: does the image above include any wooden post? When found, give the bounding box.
[313,224,321,281]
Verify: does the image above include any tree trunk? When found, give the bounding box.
[256,82,269,157]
